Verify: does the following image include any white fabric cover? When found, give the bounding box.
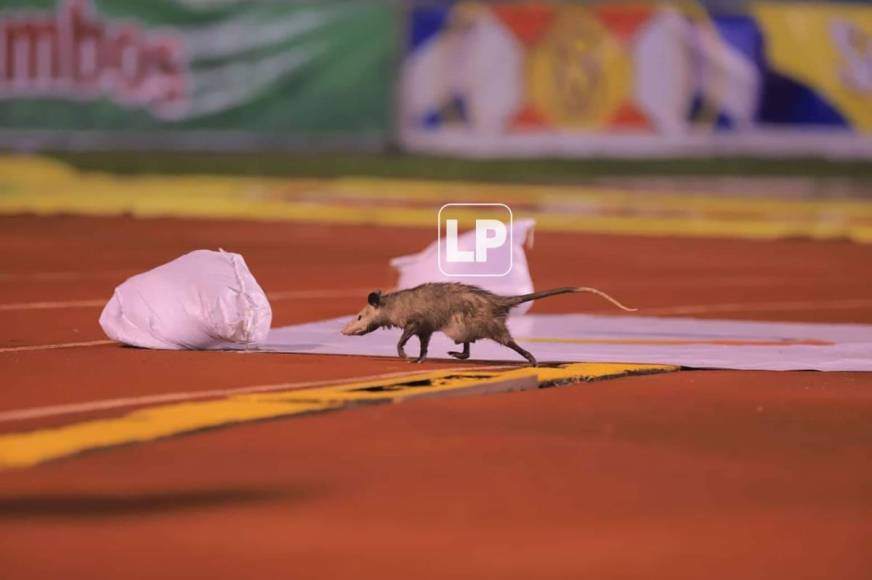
[252,314,872,372]
[99,250,272,350]
[390,218,536,315]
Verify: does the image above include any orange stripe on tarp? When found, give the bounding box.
[524,338,835,347]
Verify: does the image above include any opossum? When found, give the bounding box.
[340,283,637,366]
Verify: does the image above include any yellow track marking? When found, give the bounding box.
[0,398,335,470]
[0,366,507,423]
[0,363,675,469]
[2,156,870,242]
[535,363,676,384]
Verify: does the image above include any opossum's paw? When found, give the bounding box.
[409,357,426,364]
[397,349,408,360]
[448,351,469,360]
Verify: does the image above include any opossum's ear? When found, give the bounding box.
[368,291,382,307]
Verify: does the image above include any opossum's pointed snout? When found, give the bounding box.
[343,304,381,337]
[341,317,373,336]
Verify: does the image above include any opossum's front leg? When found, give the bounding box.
[448,342,470,360]
[396,326,416,359]
[411,332,432,363]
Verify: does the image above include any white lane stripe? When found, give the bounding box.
[0,364,507,423]
[0,340,114,353]
[0,299,106,311]
[3,298,871,353]
[0,288,374,312]
[268,288,375,300]
[0,270,138,281]
[0,288,380,352]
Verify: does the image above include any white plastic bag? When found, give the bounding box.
[99,249,272,350]
[390,218,536,315]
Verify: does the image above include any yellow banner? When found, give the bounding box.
[753,2,872,131]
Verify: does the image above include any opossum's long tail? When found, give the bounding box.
[508,287,638,312]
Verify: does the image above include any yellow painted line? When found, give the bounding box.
[284,367,538,404]
[535,362,677,385]
[0,362,675,469]
[0,397,336,470]
[0,366,504,423]
[1,156,871,242]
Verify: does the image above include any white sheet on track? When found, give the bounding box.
[227,314,872,372]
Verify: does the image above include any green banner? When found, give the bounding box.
[0,0,395,146]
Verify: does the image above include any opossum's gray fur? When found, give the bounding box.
[341,282,636,366]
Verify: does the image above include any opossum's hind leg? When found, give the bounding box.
[491,321,537,366]
[504,340,537,367]
[397,326,416,360]
[411,332,432,364]
[448,342,470,360]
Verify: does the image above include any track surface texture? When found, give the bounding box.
[1,215,871,579]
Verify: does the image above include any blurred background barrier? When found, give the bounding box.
[401,1,872,158]
[0,0,870,157]
[0,0,395,150]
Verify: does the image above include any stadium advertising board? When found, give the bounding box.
[0,0,394,149]
[400,2,872,158]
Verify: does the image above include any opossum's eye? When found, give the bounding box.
[357,315,362,320]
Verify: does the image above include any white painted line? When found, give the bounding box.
[0,340,114,354]
[0,288,374,312]
[3,297,870,353]
[268,288,375,300]
[0,299,106,311]
[0,270,138,281]
[2,284,856,314]
[0,364,505,424]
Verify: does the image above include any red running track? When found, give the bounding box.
[1,215,871,579]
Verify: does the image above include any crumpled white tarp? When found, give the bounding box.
[390,218,537,315]
[99,249,271,350]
